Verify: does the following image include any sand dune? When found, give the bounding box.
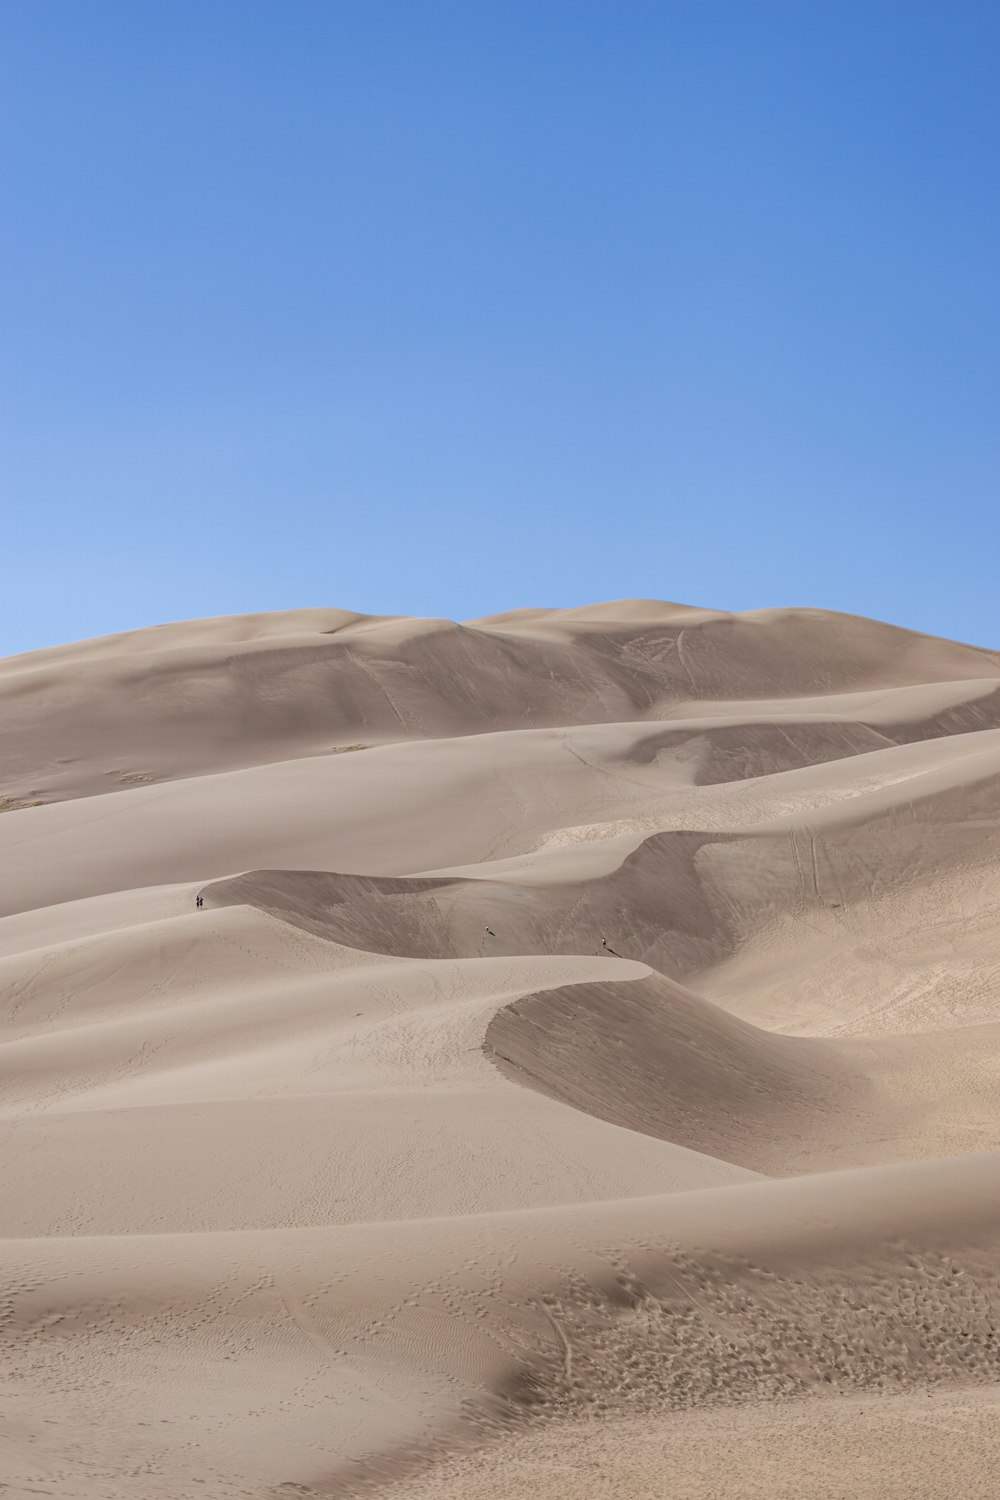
[3,601,999,805]
[2,599,999,1499]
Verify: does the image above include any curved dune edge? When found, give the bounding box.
[484,970,857,1173]
[482,970,1000,1176]
[201,724,1000,977]
[275,1152,1000,1497]
[2,1154,999,1500]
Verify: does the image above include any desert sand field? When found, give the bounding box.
[2,598,1000,1499]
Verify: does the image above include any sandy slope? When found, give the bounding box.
[2,599,1000,1500]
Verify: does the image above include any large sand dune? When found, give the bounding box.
[2,599,1000,1498]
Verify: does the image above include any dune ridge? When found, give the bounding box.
[2,598,999,1499]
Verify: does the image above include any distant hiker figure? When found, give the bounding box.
[196,895,203,909]
[484,927,496,938]
[601,936,620,956]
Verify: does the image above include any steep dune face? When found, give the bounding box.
[3,599,1000,1500]
[484,973,1000,1174]
[484,972,854,1172]
[201,733,1000,987]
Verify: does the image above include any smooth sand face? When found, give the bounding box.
[2,600,1000,1499]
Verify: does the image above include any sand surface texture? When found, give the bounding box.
[2,600,1000,1498]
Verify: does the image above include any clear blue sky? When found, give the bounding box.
[2,0,998,654]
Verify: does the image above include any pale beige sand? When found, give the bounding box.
[384,1387,1000,1499]
[2,600,1000,1500]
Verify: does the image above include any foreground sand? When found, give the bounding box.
[2,599,999,1498]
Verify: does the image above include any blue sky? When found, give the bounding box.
[2,0,998,654]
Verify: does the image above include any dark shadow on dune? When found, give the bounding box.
[202,748,1000,980]
[200,829,737,973]
[483,972,860,1175]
